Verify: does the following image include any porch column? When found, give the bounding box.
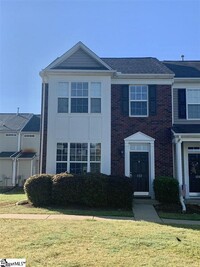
[12,159,17,186]
[175,139,183,191]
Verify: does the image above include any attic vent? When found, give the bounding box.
[6,133,17,137]
[24,134,35,138]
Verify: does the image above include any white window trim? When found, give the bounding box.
[186,88,200,120]
[57,81,102,115]
[56,142,101,174]
[129,85,149,117]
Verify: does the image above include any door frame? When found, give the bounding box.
[183,142,200,198]
[124,132,155,198]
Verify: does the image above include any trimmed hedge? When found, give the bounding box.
[107,175,134,209]
[52,172,81,205]
[25,173,134,209]
[24,174,53,206]
[52,173,134,208]
[153,176,179,204]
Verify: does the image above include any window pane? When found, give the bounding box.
[130,86,147,100]
[90,143,101,161]
[70,163,87,174]
[70,143,88,161]
[131,102,147,116]
[71,82,88,97]
[71,98,88,113]
[58,98,68,113]
[188,105,200,119]
[57,143,68,161]
[91,83,101,97]
[58,82,69,97]
[91,98,101,113]
[187,89,200,103]
[56,163,67,174]
[90,163,101,173]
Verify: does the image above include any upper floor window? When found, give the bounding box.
[129,85,148,116]
[187,89,200,119]
[57,82,101,114]
[71,82,88,113]
[58,82,69,113]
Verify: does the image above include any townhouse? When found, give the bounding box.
[40,42,200,199]
[0,113,40,186]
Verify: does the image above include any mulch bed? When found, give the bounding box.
[154,203,200,214]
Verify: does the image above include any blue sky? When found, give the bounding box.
[0,0,200,114]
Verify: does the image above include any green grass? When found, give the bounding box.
[0,219,200,267]
[157,212,200,221]
[0,188,133,217]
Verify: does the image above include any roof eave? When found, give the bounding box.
[113,73,174,79]
[40,69,116,77]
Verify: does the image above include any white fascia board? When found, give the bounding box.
[111,76,174,85]
[43,41,113,71]
[174,78,200,84]
[40,69,115,77]
[113,73,174,79]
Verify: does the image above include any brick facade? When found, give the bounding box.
[111,84,173,178]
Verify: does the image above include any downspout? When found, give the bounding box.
[175,137,186,212]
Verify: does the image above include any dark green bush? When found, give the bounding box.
[153,176,179,204]
[52,173,134,209]
[107,175,134,209]
[24,174,53,206]
[78,173,108,207]
[52,173,80,205]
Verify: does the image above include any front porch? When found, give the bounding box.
[172,124,200,199]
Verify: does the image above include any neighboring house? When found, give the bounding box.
[0,113,40,186]
[40,41,200,199]
[163,61,200,198]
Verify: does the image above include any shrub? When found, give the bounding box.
[153,176,179,204]
[78,173,108,207]
[107,175,134,209]
[52,173,134,209]
[24,174,53,206]
[52,173,79,205]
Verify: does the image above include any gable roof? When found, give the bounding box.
[41,42,174,75]
[102,57,174,75]
[22,115,40,132]
[43,42,113,71]
[163,61,200,78]
[0,114,40,132]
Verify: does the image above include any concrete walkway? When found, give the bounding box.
[0,211,199,225]
[133,202,200,225]
[0,213,134,221]
[133,203,162,223]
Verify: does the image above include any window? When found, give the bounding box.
[71,82,88,113]
[187,89,200,119]
[56,142,101,174]
[91,82,101,113]
[57,82,69,113]
[90,143,101,173]
[56,143,68,173]
[129,85,148,116]
[57,81,101,114]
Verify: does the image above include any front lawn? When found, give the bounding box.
[0,188,133,217]
[0,219,200,267]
